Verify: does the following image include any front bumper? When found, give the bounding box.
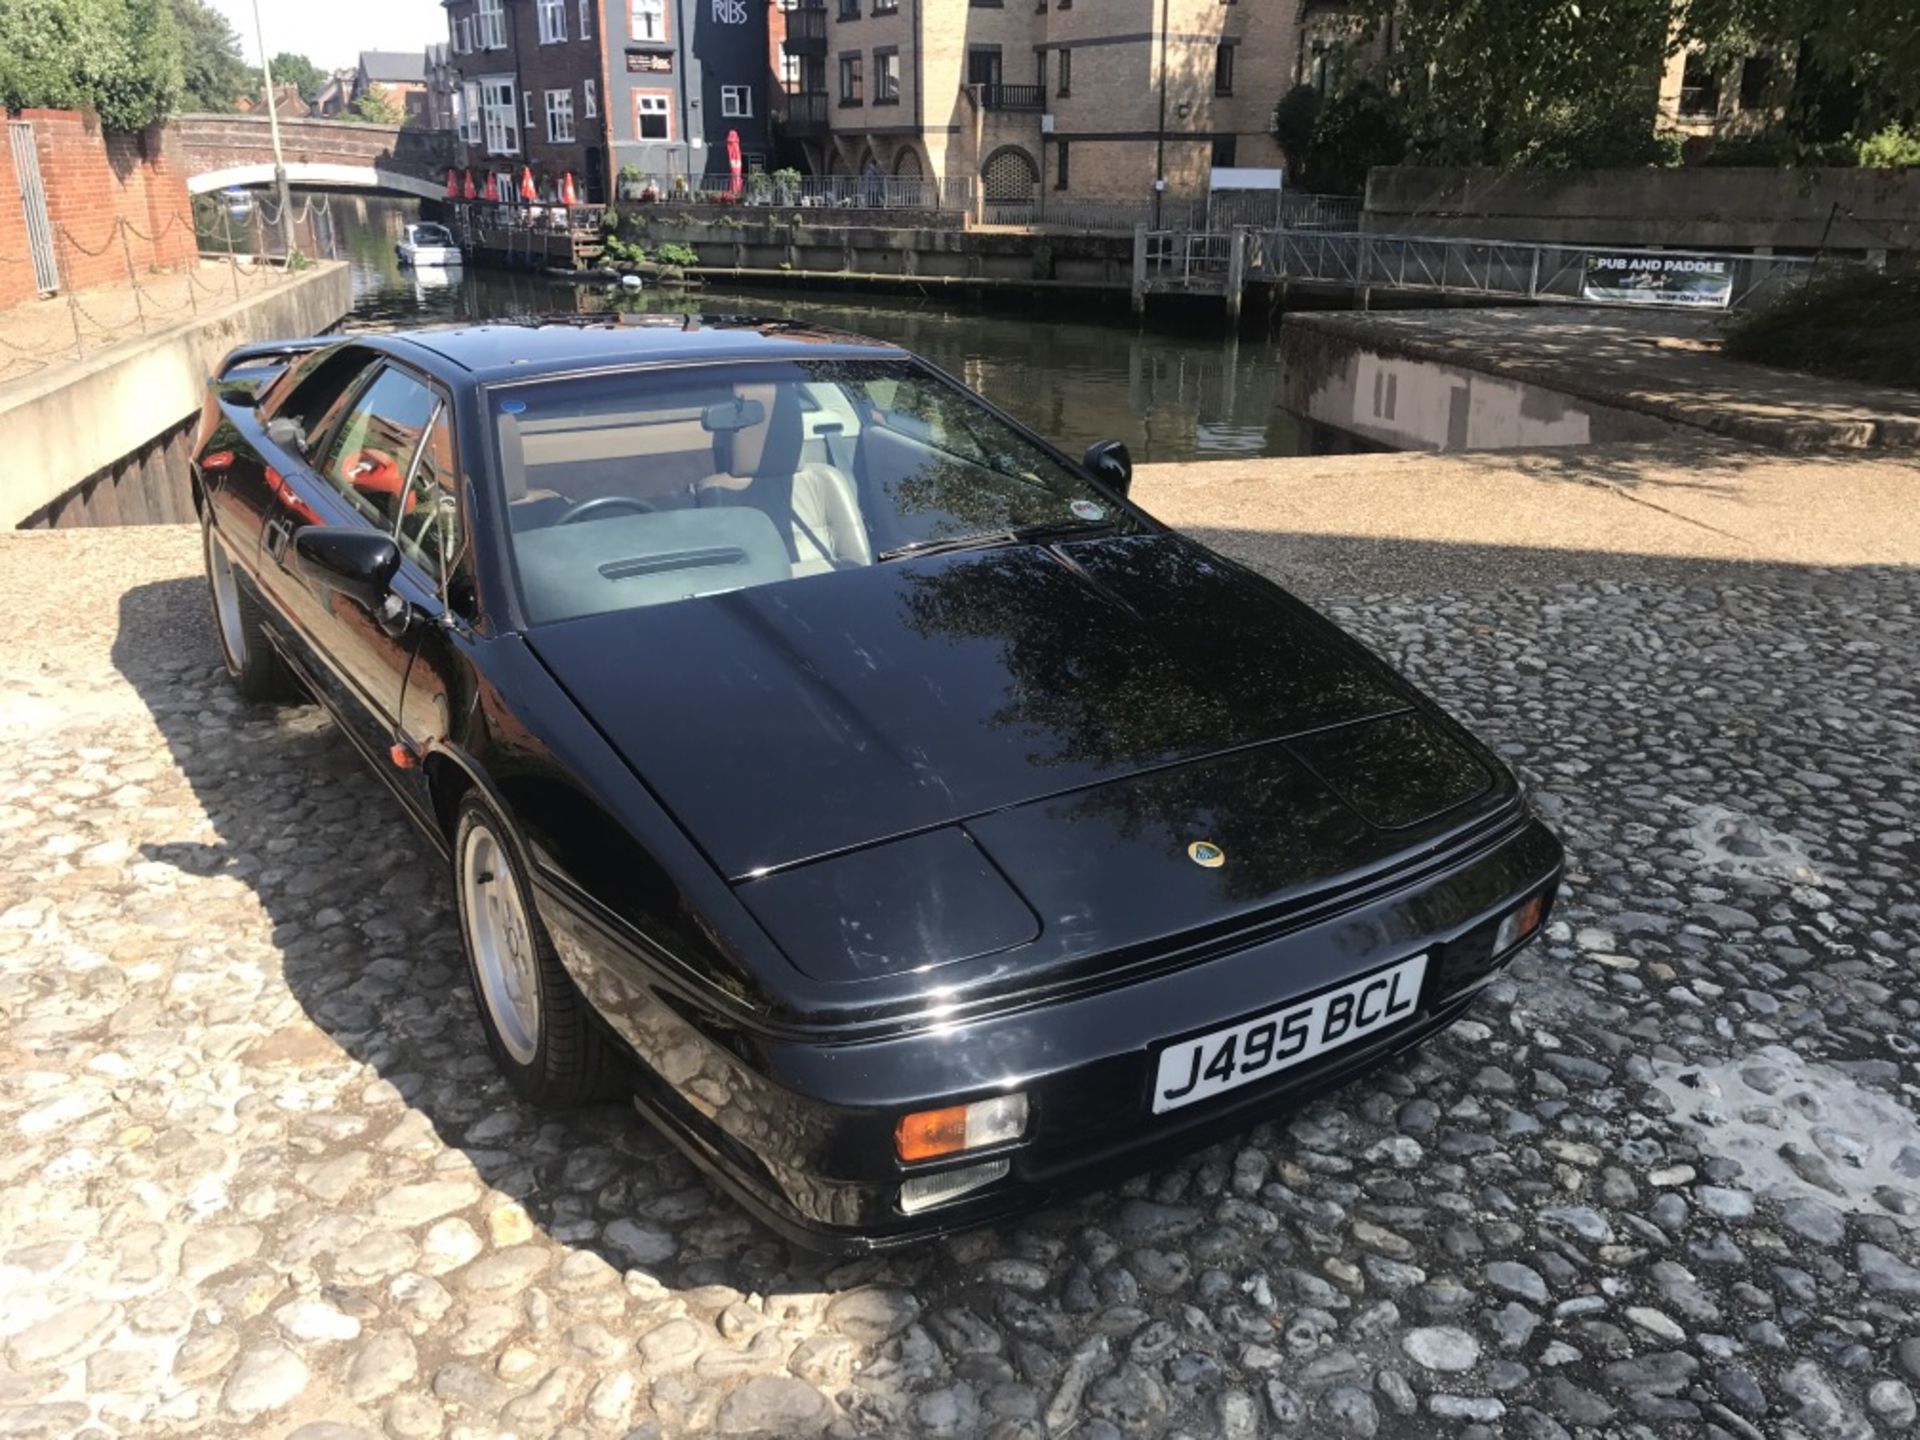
[539,814,1563,1254]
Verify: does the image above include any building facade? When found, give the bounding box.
[777,0,1306,201]
[424,43,460,133]
[355,51,433,125]
[599,0,776,183]
[444,0,612,200]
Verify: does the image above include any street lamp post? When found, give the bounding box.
[250,0,296,258]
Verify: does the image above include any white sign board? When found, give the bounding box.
[1210,167,1284,193]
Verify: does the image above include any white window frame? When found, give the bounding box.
[460,79,481,144]
[546,88,575,141]
[579,0,593,38]
[631,0,666,42]
[583,78,598,117]
[524,90,534,127]
[480,75,519,154]
[635,90,671,140]
[720,85,752,118]
[476,0,505,49]
[537,0,566,43]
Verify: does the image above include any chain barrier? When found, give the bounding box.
[0,200,323,380]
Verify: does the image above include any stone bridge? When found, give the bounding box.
[177,113,454,201]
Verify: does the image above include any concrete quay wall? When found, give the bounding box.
[4,263,352,530]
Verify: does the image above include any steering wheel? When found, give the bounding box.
[557,495,657,525]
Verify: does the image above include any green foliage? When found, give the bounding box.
[603,232,651,266]
[168,0,248,111]
[0,0,184,130]
[1724,267,1920,390]
[1345,0,1673,170]
[655,242,698,266]
[1269,85,1321,178]
[345,81,403,125]
[1856,124,1920,168]
[268,52,325,100]
[1305,82,1407,192]
[771,166,802,205]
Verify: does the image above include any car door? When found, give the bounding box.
[203,345,380,589]
[260,361,443,765]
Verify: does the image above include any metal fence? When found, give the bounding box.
[972,190,1357,236]
[614,171,975,214]
[1255,229,1828,310]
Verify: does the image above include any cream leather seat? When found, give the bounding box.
[697,385,871,576]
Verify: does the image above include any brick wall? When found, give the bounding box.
[0,110,196,304]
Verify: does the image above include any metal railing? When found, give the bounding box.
[775,90,830,132]
[1254,229,1827,309]
[977,82,1046,112]
[613,170,975,213]
[782,7,827,45]
[1141,230,1237,290]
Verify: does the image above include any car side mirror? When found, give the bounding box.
[1083,439,1133,498]
[292,527,400,613]
[265,415,306,451]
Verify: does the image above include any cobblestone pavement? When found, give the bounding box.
[2,526,1918,1440]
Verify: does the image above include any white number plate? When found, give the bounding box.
[1151,955,1428,1114]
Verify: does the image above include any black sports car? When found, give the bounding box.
[191,315,1561,1251]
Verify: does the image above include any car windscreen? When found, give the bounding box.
[413,225,454,245]
[489,358,1133,625]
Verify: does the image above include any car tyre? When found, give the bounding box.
[203,517,297,702]
[453,793,623,1106]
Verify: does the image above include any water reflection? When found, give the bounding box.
[328,192,1376,464]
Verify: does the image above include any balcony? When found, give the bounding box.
[977,83,1045,112]
[776,89,831,135]
[783,6,827,53]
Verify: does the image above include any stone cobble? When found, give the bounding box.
[2,530,1918,1439]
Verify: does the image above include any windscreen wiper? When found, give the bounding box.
[876,520,1114,563]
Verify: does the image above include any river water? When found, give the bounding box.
[332,193,1371,465]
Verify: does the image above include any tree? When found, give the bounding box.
[1346,0,1675,169]
[1677,0,1920,134]
[165,0,250,111]
[345,82,404,125]
[0,0,183,131]
[269,51,325,101]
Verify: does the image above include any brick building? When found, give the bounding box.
[444,0,611,200]
[0,111,196,309]
[779,0,1308,201]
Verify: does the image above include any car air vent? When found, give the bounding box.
[600,547,748,581]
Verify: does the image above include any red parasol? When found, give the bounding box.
[483,173,499,202]
[519,166,537,203]
[444,168,459,199]
[559,172,578,206]
[726,129,743,199]
[462,170,476,200]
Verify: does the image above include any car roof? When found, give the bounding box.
[365,315,909,383]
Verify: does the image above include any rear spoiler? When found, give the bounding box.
[213,336,335,402]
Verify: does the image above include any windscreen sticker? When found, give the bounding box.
[1070,499,1107,522]
[500,399,527,414]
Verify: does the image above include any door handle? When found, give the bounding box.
[264,516,293,564]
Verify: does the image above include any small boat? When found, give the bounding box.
[396,221,463,268]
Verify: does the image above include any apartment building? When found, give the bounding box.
[778,0,1306,201]
[599,0,775,181]
[444,0,611,200]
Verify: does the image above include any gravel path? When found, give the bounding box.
[2,523,1918,1439]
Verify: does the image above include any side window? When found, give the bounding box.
[272,347,381,454]
[318,366,438,530]
[395,403,460,584]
